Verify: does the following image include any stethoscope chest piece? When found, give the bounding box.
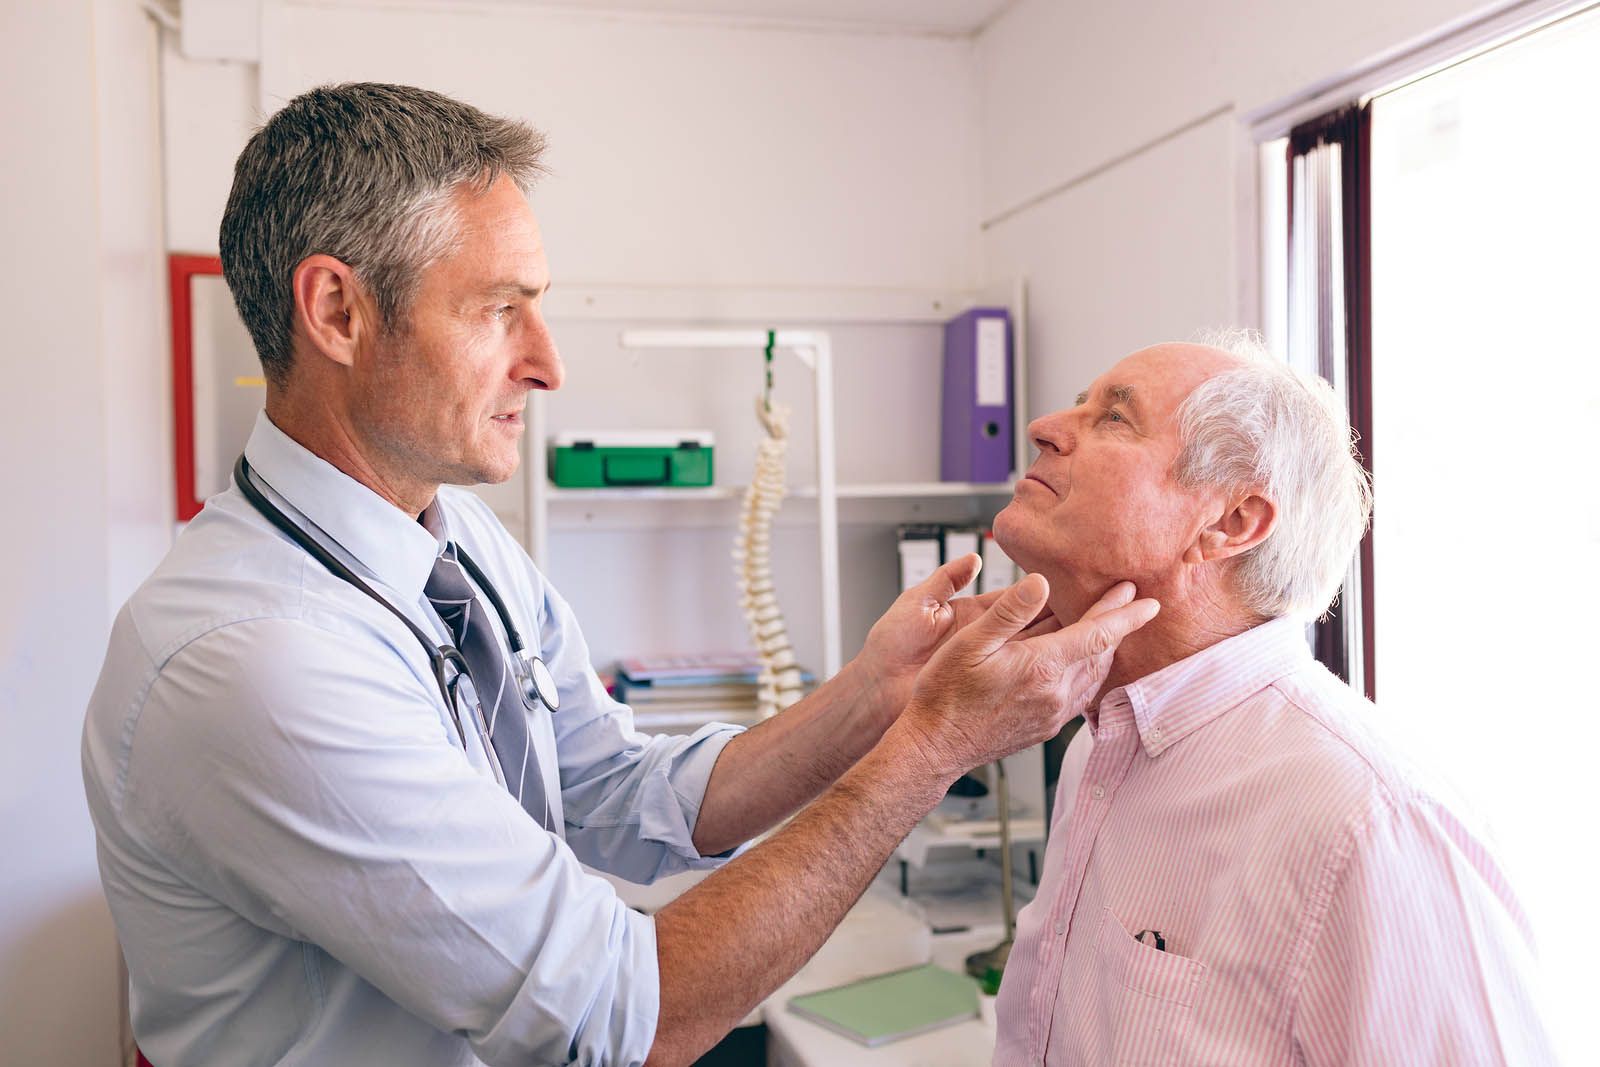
[514,649,561,714]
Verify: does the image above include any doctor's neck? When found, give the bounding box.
[264,394,439,519]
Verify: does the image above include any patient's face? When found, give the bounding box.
[993,343,1238,611]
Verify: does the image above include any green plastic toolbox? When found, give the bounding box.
[548,431,715,488]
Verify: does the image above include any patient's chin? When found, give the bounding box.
[990,510,1037,572]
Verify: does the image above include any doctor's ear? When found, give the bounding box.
[1189,493,1276,564]
[291,254,376,369]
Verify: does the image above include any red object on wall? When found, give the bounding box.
[168,253,224,522]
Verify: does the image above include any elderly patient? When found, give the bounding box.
[989,336,1554,1065]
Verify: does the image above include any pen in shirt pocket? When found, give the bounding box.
[1136,929,1166,951]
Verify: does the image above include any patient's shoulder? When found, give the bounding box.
[1265,663,1469,822]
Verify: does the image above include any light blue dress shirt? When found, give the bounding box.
[81,413,742,1067]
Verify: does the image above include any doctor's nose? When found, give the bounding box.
[520,316,564,392]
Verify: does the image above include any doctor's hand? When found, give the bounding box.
[849,554,1031,730]
[886,575,1159,782]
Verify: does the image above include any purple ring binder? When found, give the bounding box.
[940,308,1013,484]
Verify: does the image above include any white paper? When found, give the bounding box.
[975,317,1007,407]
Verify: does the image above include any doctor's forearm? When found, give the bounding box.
[649,732,953,1067]
[689,659,898,856]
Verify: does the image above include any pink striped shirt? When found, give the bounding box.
[992,616,1556,1066]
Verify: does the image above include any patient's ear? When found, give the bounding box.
[1186,493,1276,564]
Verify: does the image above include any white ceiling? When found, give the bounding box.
[504,0,1019,36]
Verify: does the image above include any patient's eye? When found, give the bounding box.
[1099,408,1126,425]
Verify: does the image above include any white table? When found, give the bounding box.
[765,904,999,1067]
[599,868,1000,1065]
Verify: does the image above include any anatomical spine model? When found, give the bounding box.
[735,390,805,718]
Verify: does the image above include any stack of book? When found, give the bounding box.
[611,652,813,733]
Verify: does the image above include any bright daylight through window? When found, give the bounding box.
[1272,9,1600,1062]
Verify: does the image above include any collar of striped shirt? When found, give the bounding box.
[1091,615,1311,759]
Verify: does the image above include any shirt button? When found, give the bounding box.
[1054,919,1066,936]
[1149,727,1163,742]
[1092,784,1105,799]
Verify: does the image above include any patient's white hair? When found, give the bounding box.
[1172,329,1373,619]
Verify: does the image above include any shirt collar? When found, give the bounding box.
[1095,614,1312,759]
[241,411,447,601]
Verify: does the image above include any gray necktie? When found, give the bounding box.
[425,543,552,828]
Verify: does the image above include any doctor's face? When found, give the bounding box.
[992,344,1236,616]
[348,174,563,490]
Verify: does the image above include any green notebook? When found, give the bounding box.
[786,964,981,1047]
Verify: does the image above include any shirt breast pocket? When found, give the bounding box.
[1092,907,1208,1065]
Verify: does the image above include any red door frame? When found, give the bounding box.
[168,253,225,521]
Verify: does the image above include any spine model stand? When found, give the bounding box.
[735,333,806,718]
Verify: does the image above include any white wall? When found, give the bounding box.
[0,0,169,1063]
[165,0,983,292]
[974,0,1498,420]
[162,40,259,255]
[100,1,177,611]
[983,110,1240,415]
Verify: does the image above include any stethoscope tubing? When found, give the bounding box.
[232,455,553,745]
[453,546,527,652]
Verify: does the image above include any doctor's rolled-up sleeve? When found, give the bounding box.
[530,576,746,884]
[126,615,660,1067]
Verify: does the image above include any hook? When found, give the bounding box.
[763,329,776,413]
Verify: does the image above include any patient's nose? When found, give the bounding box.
[1029,410,1076,456]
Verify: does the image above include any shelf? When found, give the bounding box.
[521,280,1033,686]
[542,480,1018,531]
[837,481,1016,499]
[543,282,982,325]
[545,480,1017,503]
[896,817,1046,869]
[547,486,739,502]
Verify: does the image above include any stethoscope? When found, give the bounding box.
[233,455,561,758]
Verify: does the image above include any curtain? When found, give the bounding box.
[1285,104,1376,699]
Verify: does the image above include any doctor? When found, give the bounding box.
[82,82,1158,1067]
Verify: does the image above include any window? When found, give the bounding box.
[1367,15,1598,1060]
[1265,8,1600,1059]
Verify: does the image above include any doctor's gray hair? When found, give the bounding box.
[219,82,547,385]
[1171,329,1372,619]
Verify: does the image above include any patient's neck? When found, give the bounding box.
[1075,575,1263,703]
